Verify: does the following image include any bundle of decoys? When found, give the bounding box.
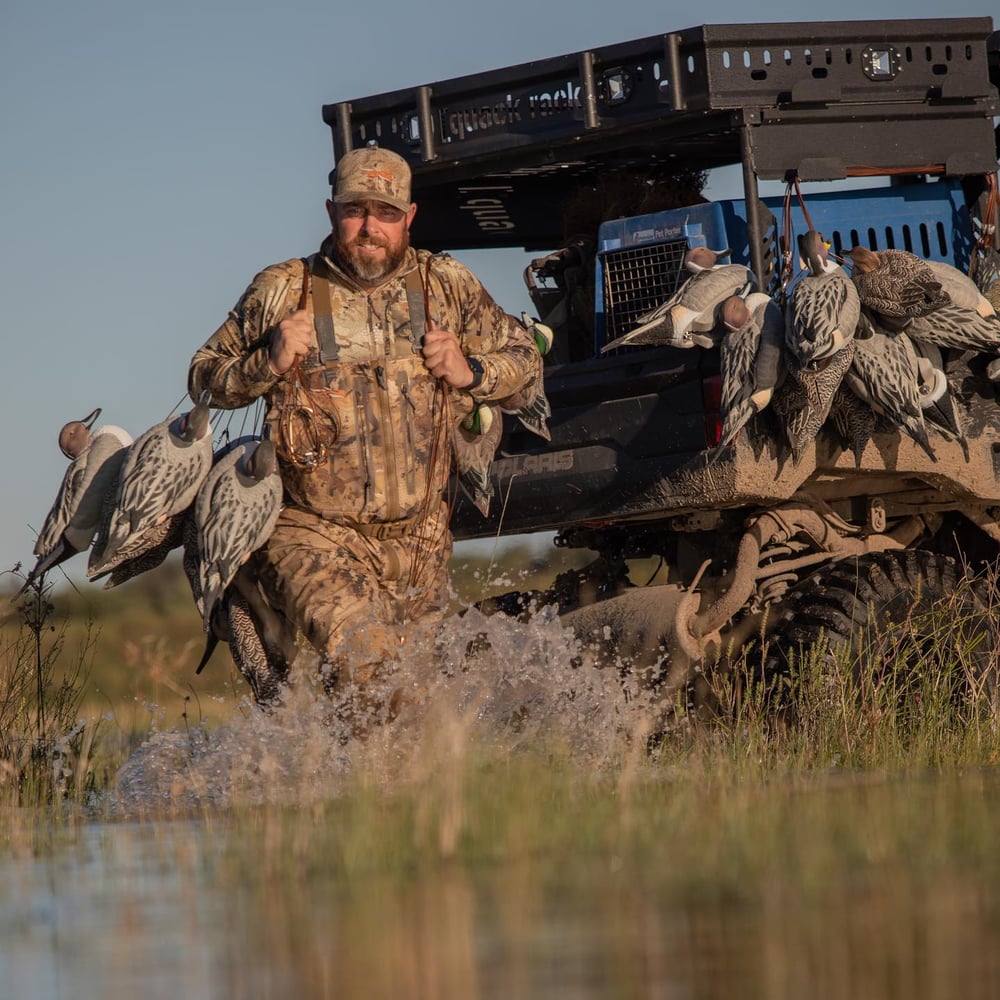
[601,182,1000,469]
[22,392,295,705]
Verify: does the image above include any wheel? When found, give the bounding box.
[919,510,1000,574]
[745,549,998,709]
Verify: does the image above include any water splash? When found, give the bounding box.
[110,603,666,815]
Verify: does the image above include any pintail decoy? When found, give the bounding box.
[499,313,553,441]
[453,401,503,517]
[88,393,214,578]
[923,258,998,318]
[785,230,860,366]
[902,301,1000,355]
[779,339,856,465]
[829,383,878,467]
[847,246,950,327]
[843,317,936,462]
[194,438,284,634]
[23,409,132,589]
[910,337,969,459]
[187,525,295,708]
[602,251,755,352]
[713,290,786,455]
[95,509,190,588]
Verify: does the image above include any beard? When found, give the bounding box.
[334,228,409,284]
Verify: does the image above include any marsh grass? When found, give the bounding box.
[712,570,1000,775]
[193,737,1000,998]
[0,569,102,806]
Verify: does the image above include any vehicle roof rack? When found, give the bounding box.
[323,18,999,252]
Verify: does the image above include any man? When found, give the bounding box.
[188,144,541,697]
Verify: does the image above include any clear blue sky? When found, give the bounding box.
[1,0,995,584]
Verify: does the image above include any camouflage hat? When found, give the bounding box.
[333,146,412,213]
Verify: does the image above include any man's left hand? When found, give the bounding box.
[422,325,476,388]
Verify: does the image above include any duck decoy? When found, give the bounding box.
[193,560,295,707]
[713,290,786,455]
[499,313,553,441]
[194,438,284,633]
[23,409,132,589]
[923,258,997,318]
[185,516,294,708]
[453,401,503,517]
[88,393,214,578]
[781,339,857,464]
[786,230,860,366]
[910,337,968,459]
[603,249,755,351]
[683,246,733,273]
[902,301,1000,354]
[847,246,950,326]
[94,509,190,588]
[843,318,936,461]
[829,383,878,467]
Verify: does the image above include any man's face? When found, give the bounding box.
[328,199,417,285]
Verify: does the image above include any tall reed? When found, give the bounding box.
[0,568,101,806]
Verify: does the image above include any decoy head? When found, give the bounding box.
[684,246,731,273]
[846,246,880,274]
[245,438,278,480]
[797,231,833,275]
[719,295,751,332]
[58,407,102,459]
[179,395,212,442]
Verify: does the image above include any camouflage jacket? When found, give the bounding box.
[188,238,540,524]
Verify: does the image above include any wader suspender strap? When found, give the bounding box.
[404,268,427,350]
[308,258,340,363]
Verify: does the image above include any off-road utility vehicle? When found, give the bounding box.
[324,18,1000,693]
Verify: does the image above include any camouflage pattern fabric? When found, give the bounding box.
[256,499,452,676]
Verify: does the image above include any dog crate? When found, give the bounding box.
[594,179,974,352]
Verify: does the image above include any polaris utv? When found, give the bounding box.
[323,18,1000,693]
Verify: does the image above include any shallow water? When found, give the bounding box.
[6,788,1000,1000]
[7,609,1000,998]
[2,817,747,999]
[1,821,226,1000]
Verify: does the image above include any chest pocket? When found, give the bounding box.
[269,258,447,521]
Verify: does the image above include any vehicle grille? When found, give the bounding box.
[600,238,689,348]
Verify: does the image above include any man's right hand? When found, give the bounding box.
[268,309,316,375]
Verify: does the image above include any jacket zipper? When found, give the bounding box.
[352,373,373,510]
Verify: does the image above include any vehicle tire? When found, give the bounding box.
[744,548,998,709]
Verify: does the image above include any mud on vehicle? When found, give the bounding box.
[326,18,1000,704]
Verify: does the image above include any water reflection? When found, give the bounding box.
[1,822,224,1000]
[5,805,1000,1000]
